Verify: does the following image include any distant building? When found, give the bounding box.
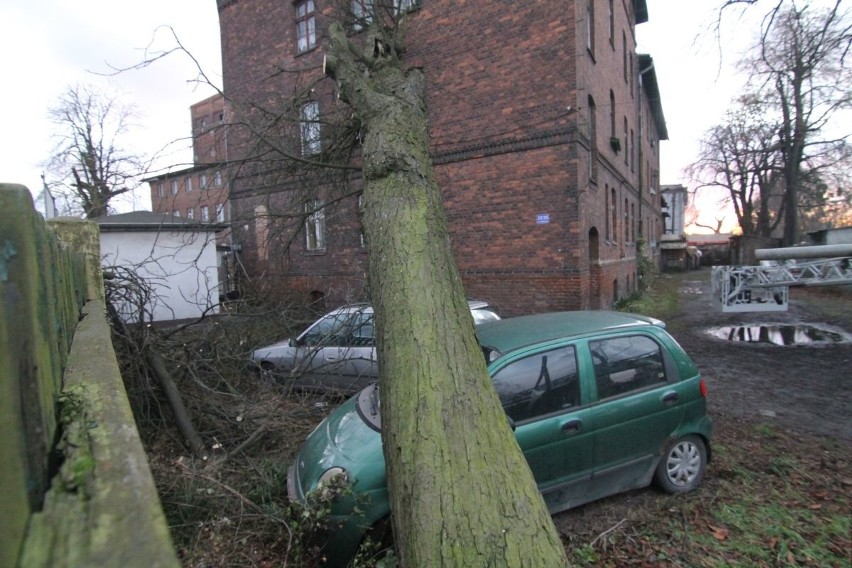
[660,184,687,236]
[145,94,230,229]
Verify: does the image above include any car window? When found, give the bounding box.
[346,311,375,347]
[471,308,501,325]
[589,335,666,400]
[491,345,580,423]
[301,311,356,346]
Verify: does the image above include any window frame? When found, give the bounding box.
[300,101,321,156]
[585,0,595,55]
[352,0,373,30]
[490,343,583,424]
[296,0,316,53]
[305,200,326,252]
[588,334,669,401]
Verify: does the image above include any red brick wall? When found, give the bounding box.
[217,0,665,314]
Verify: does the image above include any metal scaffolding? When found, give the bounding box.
[712,245,852,313]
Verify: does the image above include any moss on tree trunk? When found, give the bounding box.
[326,23,567,567]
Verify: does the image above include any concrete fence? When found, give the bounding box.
[0,184,178,568]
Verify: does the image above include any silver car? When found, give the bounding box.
[251,300,500,393]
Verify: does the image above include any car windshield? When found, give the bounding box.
[299,308,372,346]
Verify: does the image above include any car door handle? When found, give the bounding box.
[561,419,582,433]
[662,392,679,405]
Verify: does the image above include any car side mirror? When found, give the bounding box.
[289,338,301,348]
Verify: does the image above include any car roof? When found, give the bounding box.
[475,311,665,354]
[328,299,494,316]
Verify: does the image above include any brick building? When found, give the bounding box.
[146,94,230,226]
[216,0,667,315]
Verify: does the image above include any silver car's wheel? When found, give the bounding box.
[655,435,707,494]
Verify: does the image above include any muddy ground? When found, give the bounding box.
[663,267,852,442]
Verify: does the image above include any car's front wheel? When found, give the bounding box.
[655,435,707,494]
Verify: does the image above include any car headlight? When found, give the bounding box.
[317,467,349,489]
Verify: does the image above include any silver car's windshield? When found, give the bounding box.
[299,308,373,346]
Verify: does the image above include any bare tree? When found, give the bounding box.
[715,0,851,244]
[689,96,786,238]
[44,84,146,218]
[694,1,850,242]
[323,5,567,566]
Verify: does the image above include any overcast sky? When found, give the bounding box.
[0,0,806,231]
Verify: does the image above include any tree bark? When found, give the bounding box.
[325,23,566,567]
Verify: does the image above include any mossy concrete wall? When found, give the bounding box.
[0,184,178,567]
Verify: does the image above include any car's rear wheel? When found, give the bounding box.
[655,435,707,494]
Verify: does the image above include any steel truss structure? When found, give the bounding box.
[712,246,852,313]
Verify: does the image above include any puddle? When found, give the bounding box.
[706,324,851,346]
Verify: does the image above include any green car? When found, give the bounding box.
[287,312,712,566]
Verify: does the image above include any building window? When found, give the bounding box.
[588,95,597,182]
[173,210,181,217]
[171,180,178,195]
[157,183,164,197]
[352,0,373,30]
[296,1,316,53]
[630,128,635,172]
[395,0,418,14]
[186,207,194,219]
[186,177,193,192]
[604,184,610,240]
[201,205,209,222]
[608,0,614,46]
[631,202,636,242]
[216,203,226,223]
[623,117,629,165]
[213,171,223,187]
[200,173,208,189]
[609,90,616,138]
[358,193,366,248]
[305,200,325,251]
[629,55,634,97]
[611,187,617,242]
[622,31,628,82]
[624,198,629,242]
[300,101,321,156]
[585,0,595,54]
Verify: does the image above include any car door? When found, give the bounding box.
[582,333,686,493]
[489,343,597,513]
[323,310,378,393]
[294,310,355,390]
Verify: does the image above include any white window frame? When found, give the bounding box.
[216,203,226,223]
[201,205,210,222]
[186,176,193,192]
[200,173,208,189]
[157,183,164,197]
[305,200,326,251]
[296,0,316,53]
[171,180,178,195]
[186,207,194,219]
[300,101,321,156]
[213,171,223,187]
